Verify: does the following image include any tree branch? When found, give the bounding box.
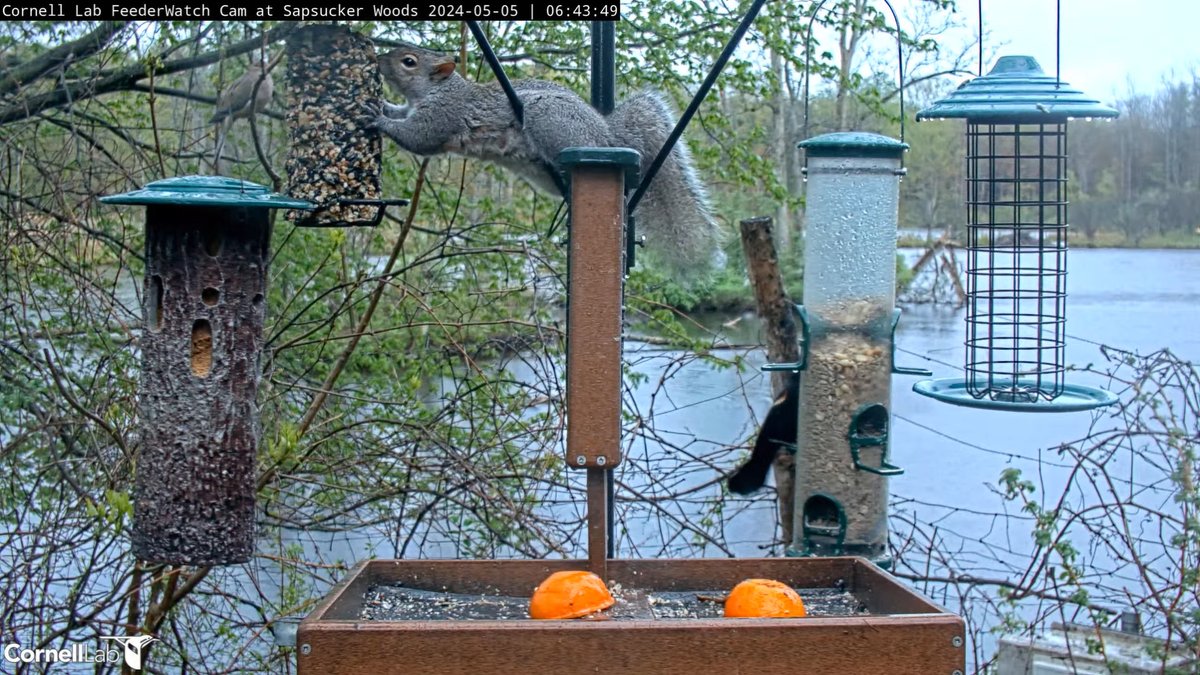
[0,23,297,125]
[128,83,285,121]
[881,67,972,104]
[0,21,128,98]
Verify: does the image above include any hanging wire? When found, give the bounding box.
[464,21,524,126]
[977,0,983,75]
[802,0,907,146]
[1055,0,1062,88]
[627,0,768,214]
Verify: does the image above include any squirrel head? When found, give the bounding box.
[379,44,457,102]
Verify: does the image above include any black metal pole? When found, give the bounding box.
[465,21,524,126]
[590,20,618,560]
[628,0,769,213]
[590,21,616,115]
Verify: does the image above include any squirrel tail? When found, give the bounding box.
[727,374,800,495]
[608,91,722,274]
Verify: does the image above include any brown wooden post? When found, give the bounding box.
[559,148,640,579]
[739,216,800,544]
[101,177,312,565]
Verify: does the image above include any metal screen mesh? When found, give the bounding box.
[964,122,1068,402]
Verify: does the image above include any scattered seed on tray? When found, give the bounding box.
[358,583,869,621]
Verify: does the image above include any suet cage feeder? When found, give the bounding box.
[912,55,1119,412]
[101,177,313,565]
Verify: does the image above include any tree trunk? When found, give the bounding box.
[835,0,867,131]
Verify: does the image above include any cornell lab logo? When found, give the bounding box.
[3,634,156,670]
[102,635,158,670]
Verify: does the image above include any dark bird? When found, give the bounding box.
[727,372,799,495]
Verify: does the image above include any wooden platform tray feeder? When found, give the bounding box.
[295,145,965,675]
[297,557,964,674]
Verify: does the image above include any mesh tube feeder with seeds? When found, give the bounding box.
[912,55,1119,412]
[285,24,408,228]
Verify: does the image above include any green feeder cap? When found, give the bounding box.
[557,147,641,184]
[916,55,1119,123]
[100,175,314,209]
[798,132,908,158]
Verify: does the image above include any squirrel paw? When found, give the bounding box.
[359,101,386,130]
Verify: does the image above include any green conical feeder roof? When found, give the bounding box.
[916,55,1119,123]
[101,175,314,209]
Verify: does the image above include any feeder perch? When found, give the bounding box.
[913,55,1119,412]
[101,176,313,565]
[770,132,928,566]
[285,24,407,228]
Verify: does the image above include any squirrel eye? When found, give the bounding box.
[402,56,417,67]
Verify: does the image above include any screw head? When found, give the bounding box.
[952,670,963,675]
[596,456,607,466]
[575,455,586,466]
[952,636,963,648]
[300,644,311,655]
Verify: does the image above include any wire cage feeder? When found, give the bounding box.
[912,55,1119,412]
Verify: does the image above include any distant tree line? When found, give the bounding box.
[897,73,1200,245]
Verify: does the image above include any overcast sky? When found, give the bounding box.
[943,0,1198,101]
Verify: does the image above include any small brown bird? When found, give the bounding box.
[210,62,273,124]
[211,60,273,174]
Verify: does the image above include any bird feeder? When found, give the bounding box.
[912,55,1119,411]
[295,17,965,672]
[769,132,930,567]
[295,147,963,675]
[285,24,405,227]
[101,177,313,565]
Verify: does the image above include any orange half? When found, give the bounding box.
[529,570,615,620]
[724,578,807,618]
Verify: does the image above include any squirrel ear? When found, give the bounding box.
[432,59,456,80]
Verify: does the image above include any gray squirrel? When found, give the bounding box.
[365,42,721,272]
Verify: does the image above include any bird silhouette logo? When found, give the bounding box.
[100,635,157,670]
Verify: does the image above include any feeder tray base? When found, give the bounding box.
[298,557,964,674]
[913,377,1118,412]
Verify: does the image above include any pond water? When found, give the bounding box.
[282,248,1199,565]
[10,246,1195,666]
